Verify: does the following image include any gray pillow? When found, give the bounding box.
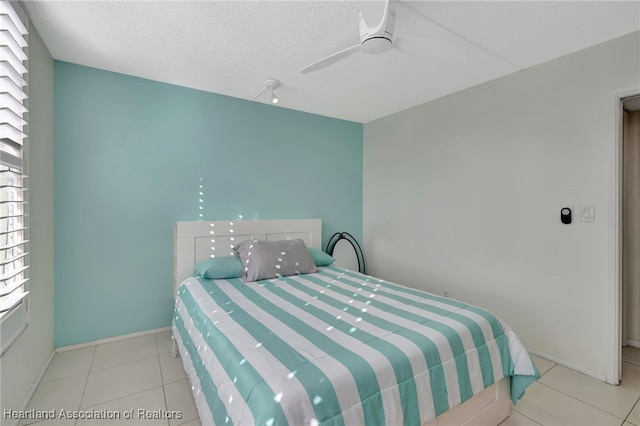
[233,239,318,282]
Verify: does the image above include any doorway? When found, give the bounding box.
[621,94,640,382]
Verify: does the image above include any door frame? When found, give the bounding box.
[612,85,640,385]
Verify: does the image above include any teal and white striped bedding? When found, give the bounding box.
[172,265,539,426]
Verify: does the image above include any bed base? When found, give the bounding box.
[425,378,510,425]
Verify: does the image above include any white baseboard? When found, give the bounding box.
[11,350,55,426]
[625,338,640,349]
[56,326,171,353]
[525,347,607,382]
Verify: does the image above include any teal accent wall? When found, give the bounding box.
[54,61,363,347]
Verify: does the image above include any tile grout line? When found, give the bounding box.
[621,347,640,368]
[160,328,201,426]
[156,332,171,426]
[540,361,640,421]
[89,335,161,373]
[621,359,640,425]
[69,345,97,426]
[79,385,167,412]
[78,344,96,415]
[623,396,640,426]
[509,362,556,426]
[87,353,160,373]
[79,335,165,412]
[19,348,95,426]
[509,407,543,425]
[532,361,559,381]
[83,379,163,410]
[536,380,629,422]
[622,359,640,370]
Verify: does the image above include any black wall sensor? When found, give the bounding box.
[561,207,572,224]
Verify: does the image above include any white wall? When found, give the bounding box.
[0,21,55,416]
[364,32,639,383]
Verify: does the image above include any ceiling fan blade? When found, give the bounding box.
[300,44,362,74]
[358,0,389,35]
[394,36,466,64]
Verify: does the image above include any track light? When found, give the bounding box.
[250,79,281,104]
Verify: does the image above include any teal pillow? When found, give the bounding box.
[195,256,243,279]
[308,247,335,266]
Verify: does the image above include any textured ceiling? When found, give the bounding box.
[24,1,640,123]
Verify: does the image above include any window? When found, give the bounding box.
[0,0,28,324]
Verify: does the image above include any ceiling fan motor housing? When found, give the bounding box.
[359,8,395,54]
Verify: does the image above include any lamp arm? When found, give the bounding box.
[325,232,366,274]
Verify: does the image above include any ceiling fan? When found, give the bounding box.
[300,0,466,74]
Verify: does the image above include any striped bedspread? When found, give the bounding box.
[172,266,539,426]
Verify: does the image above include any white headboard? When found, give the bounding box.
[174,219,322,295]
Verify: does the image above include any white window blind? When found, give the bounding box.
[0,0,28,319]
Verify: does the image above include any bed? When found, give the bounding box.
[172,219,539,426]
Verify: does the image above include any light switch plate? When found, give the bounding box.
[581,205,595,222]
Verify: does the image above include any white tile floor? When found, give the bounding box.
[502,346,640,426]
[19,331,199,426]
[19,332,640,426]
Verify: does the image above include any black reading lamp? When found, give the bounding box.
[325,232,366,274]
